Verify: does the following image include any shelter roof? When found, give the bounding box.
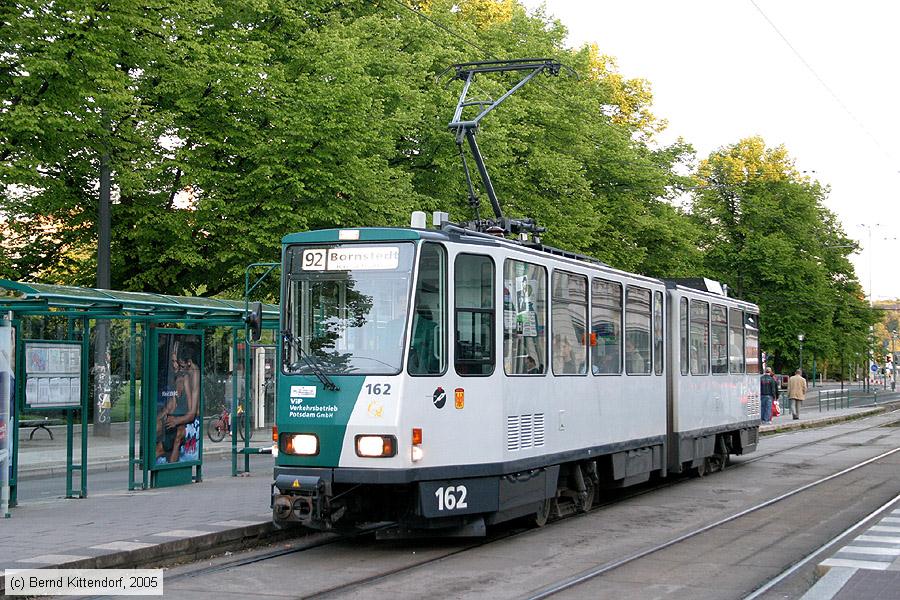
[0,280,278,323]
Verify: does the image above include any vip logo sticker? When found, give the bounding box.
[367,400,384,418]
[432,387,446,409]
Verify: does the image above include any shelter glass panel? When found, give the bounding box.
[503,260,547,375]
[591,279,622,375]
[625,286,651,375]
[690,300,710,375]
[551,271,587,375]
[455,254,494,376]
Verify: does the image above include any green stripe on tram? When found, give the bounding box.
[276,375,365,467]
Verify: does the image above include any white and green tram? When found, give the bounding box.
[272,218,760,536]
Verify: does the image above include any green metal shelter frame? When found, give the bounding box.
[0,279,279,504]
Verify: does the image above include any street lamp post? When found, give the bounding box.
[892,330,898,392]
[798,333,805,376]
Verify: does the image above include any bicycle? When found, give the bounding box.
[206,403,250,442]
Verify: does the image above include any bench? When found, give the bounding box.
[20,418,64,440]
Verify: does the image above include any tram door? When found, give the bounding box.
[251,345,275,428]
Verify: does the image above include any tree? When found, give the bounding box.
[691,137,873,375]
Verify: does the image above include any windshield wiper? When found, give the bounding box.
[281,330,340,391]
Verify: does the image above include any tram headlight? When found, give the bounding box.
[355,435,397,458]
[282,433,319,456]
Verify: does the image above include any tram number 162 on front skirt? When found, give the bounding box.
[418,479,498,518]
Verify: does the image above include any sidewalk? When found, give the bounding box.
[2,424,283,595]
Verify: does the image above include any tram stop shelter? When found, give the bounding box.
[0,278,279,515]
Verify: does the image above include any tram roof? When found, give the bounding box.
[0,280,279,322]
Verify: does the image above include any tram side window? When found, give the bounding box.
[653,290,664,375]
[729,308,745,373]
[591,279,622,374]
[625,286,651,375]
[690,300,710,375]
[551,271,588,375]
[455,254,495,376]
[679,297,689,375]
[745,312,760,374]
[408,243,446,375]
[504,259,547,375]
[711,304,728,374]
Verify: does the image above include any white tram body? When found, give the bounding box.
[272,224,760,535]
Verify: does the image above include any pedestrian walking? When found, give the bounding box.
[787,368,807,420]
[760,367,778,423]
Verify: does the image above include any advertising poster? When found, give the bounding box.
[155,333,201,465]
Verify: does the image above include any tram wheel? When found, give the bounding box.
[534,498,553,527]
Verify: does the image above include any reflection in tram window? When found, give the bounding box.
[690,300,710,375]
[729,308,745,373]
[711,304,728,374]
[591,279,622,374]
[625,286,651,375]
[551,271,587,375]
[503,259,547,375]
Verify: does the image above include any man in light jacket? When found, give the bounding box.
[787,369,808,420]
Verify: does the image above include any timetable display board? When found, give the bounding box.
[24,342,82,409]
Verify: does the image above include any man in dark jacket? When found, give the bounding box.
[760,367,778,423]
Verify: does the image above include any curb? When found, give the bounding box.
[760,398,900,436]
[0,521,299,594]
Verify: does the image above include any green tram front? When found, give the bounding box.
[273,229,453,530]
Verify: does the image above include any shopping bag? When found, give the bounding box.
[772,399,781,417]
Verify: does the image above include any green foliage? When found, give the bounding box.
[0,1,871,358]
[691,137,873,374]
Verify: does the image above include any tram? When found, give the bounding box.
[269,215,760,536]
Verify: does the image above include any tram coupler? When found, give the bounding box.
[272,474,335,528]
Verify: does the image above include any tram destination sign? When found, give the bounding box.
[24,342,81,409]
[301,246,400,271]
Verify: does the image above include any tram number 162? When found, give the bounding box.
[434,485,468,511]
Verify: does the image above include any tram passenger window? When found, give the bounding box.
[744,312,760,374]
[711,304,728,374]
[653,291,664,375]
[503,259,547,375]
[625,286,651,375]
[690,300,710,375]
[454,254,494,376]
[591,279,622,374]
[729,308,745,373]
[552,271,588,375]
[680,298,689,375]
[408,243,446,375]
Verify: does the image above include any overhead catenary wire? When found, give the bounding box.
[748,0,896,165]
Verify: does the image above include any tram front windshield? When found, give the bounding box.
[283,243,415,375]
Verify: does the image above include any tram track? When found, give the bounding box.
[136,411,900,599]
[521,444,900,599]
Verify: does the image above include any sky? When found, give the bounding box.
[522,1,900,301]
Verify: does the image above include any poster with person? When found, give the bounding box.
[155,333,201,465]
